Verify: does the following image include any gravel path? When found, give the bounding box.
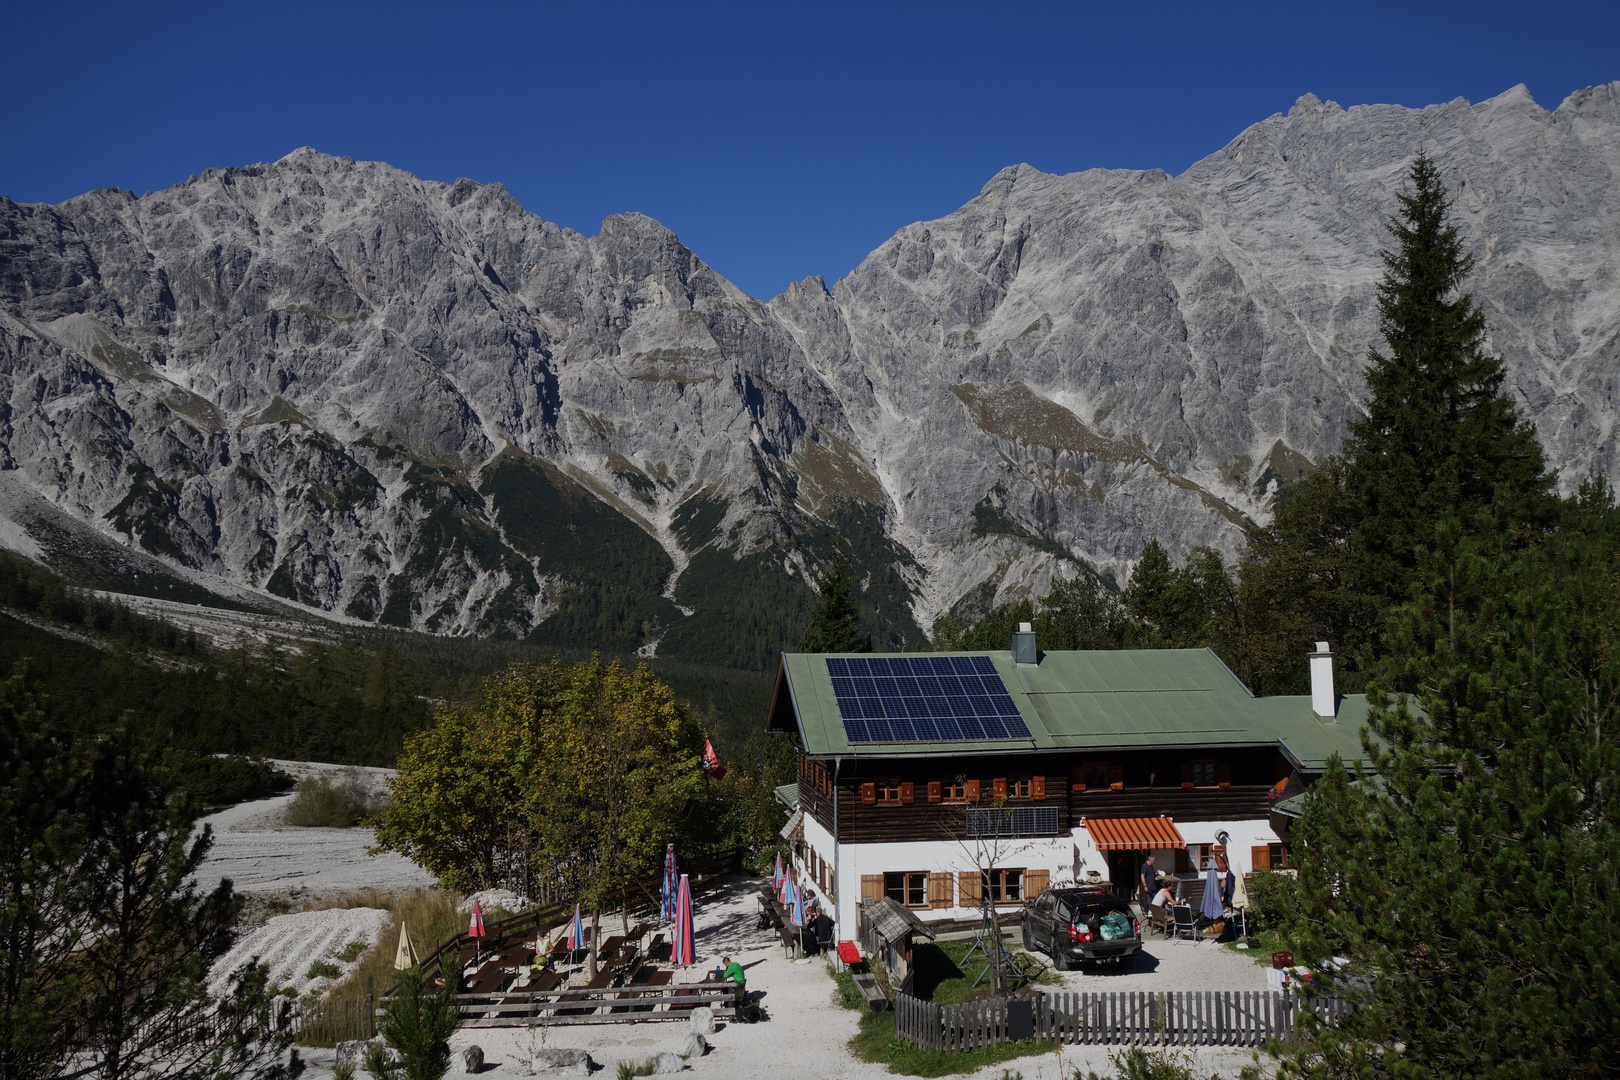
[192,762,434,899]
[295,877,1266,1079]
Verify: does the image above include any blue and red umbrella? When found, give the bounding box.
[790,874,807,928]
[771,853,784,892]
[661,844,678,922]
[468,897,487,961]
[566,904,586,951]
[671,873,695,967]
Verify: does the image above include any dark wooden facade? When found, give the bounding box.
[797,746,1290,844]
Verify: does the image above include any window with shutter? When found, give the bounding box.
[900,781,915,805]
[1030,775,1046,801]
[927,872,953,909]
[860,782,876,805]
[861,874,883,902]
[1024,869,1050,896]
[927,781,942,803]
[965,779,981,802]
[1108,764,1124,790]
[1180,762,1195,788]
[991,777,1008,801]
[957,870,982,905]
[1251,846,1271,871]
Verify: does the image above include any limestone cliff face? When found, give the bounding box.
[1,83,1616,650]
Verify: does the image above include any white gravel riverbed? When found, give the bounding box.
[191,761,434,900]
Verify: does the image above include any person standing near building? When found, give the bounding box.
[1138,854,1158,910]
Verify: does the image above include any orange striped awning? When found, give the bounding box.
[1085,817,1185,851]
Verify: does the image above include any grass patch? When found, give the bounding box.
[338,940,368,963]
[306,960,341,980]
[1225,927,1290,964]
[847,1007,1057,1077]
[921,941,1058,1005]
[615,1061,657,1079]
[293,887,464,1045]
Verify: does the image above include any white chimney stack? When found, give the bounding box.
[1309,641,1335,718]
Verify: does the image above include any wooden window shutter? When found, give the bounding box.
[1216,761,1231,787]
[1180,762,1195,787]
[927,781,942,803]
[992,777,1008,801]
[860,782,876,805]
[1251,846,1271,871]
[965,779,981,802]
[1024,869,1050,896]
[1109,764,1124,790]
[1030,775,1046,801]
[928,872,953,909]
[861,874,883,903]
[958,871,982,905]
[900,781,915,805]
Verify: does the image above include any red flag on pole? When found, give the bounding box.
[701,738,726,780]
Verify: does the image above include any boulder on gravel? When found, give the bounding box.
[689,1005,715,1034]
[336,1039,397,1070]
[674,1033,707,1059]
[529,1047,593,1075]
[447,1044,483,1074]
[653,1052,684,1074]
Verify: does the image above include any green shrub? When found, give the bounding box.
[306,960,341,980]
[338,940,367,963]
[365,966,461,1080]
[615,1061,656,1079]
[1244,870,1303,938]
[172,753,294,808]
[283,770,380,827]
[332,1062,356,1080]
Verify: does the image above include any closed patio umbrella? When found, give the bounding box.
[1231,856,1250,909]
[1201,863,1225,921]
[566,904,586,951]
[661,844,677,922]
[468,897,488,962]
[394,918,419,970]
[672,873,695,967]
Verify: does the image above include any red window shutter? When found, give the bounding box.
[900,781,915,805]
[1031,775,1046,801]
[927,781,942,803]
[1109,764,1124,790]
[966,779,981,802]
[1251,846,1270,871]
[992,777,1008,801]
[860,782,876,805]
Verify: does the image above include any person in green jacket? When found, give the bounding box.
[720,956,747,1012]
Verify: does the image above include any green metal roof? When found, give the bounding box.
[773,782,799,808]
[771,647,1371,770]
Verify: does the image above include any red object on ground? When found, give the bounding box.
[1271,951,1294,970]
[468,898,487,939]
[837,941,861,964]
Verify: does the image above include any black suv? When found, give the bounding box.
[1020,886,1142,970]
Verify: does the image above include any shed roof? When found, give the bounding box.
[768,647,1370,770]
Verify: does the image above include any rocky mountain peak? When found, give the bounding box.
[0,85,1615,658]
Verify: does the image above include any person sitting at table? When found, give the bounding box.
[720,955,748,1011]
[1151,883,1175,909]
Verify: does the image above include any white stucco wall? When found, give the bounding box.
[798,812,1282,934]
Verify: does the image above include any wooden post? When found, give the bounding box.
[366,975,376,1038]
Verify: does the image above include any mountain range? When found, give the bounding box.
[1,81,1616,668]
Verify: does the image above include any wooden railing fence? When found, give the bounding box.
[895,990,1350,1051]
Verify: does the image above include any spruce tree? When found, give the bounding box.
[796,550,871,653]
[1343,152,1554,597]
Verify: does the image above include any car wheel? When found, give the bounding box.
[1051,947,1068,971]
[1021,920,1034,950]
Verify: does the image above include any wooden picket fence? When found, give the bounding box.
[895,990,1350,1051]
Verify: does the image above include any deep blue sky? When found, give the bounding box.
[2,1,1615,299]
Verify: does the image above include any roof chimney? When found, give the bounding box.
[1309,641,1335,718]
[1012,622,1037,665]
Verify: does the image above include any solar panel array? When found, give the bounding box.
[826,655,1031,743]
